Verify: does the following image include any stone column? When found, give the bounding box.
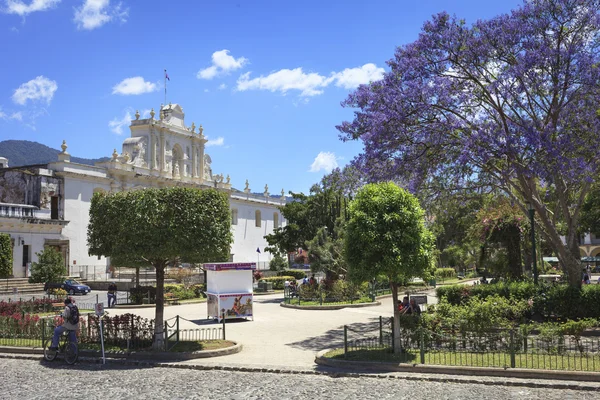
[159,131,165,173]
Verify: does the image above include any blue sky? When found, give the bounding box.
[0,0,523,194]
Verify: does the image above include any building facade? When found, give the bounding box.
[0,103,285,278]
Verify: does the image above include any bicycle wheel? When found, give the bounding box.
[64,342,78,365]
[43,338,58,362]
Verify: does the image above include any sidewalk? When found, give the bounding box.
[109,293,395,369]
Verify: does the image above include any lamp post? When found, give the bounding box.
[527,202,538,285]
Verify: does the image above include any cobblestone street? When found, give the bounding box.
[0,358,595,400]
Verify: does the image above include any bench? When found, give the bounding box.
[410,295,428,311]
[51,302,64,311]
[165,297,180,305]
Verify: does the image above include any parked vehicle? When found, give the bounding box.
[44,279,91,295]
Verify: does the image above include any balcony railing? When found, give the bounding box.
[0,203,38,219]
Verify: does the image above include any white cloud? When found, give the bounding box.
[237,68,333,97]
[12,76,58,105]
[309,152,339,173]
[3,0,60,16]
[203,88,209,93]
[205,136,224,147]
[235,62,385,97]
[197,50,247,80]
[112,77,157,95]
[73,0,128,30]
[141,109,151,118]
[9,111,23,121]
[218,83,227,90]
[108,110,132,135]
[331,63,385,89]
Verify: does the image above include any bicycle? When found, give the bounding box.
[43,331,79,365]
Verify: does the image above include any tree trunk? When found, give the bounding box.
[391,282,402,354]
[135,267,140,287]
[153,261,166,349]
[504,226,522,279]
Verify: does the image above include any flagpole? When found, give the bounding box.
[164,69,167,105]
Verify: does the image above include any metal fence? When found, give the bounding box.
[342,317,600,372]
[283,286,371,306]
[0,313,226,353]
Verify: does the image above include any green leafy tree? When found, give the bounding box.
[0,233,13,278]
[269,254,287,271]
[345,182,435,353]
[87,187,232,347]
[306,218,347,278]
[29,247,66,283]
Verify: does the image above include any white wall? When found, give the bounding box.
[8,232,62,278]
[61,177,111,268]
[230,197,283,262]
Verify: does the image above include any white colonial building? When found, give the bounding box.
[0,103,285,278]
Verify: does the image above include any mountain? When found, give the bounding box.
[0,140,109,167]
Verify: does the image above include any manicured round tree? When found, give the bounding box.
[0,233,13,278]
[345,182,435,353]
[87,187,232,348]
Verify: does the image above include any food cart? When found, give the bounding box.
[205,262,255,322]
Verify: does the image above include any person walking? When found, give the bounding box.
[107,282,117,308]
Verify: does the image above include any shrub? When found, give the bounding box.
[277,269,307,280]
[262,276,295,290]
[253,271,263,282]
[0,233,12,278]
[86,313,154,348]
[0,298,55,316]
[434,268,456,279]
[29,247,66,284]
[129,286,156,304]
[164,284,196,300]
[435,295,531,334]
[49,288,68,297]
[166,268,196,286]
[269,254,288,271]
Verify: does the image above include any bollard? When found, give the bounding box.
[510,329,516,368]
[420,329,425,364]
[379,316,383,346]
[221,308,226,340]
[344,325,348,359]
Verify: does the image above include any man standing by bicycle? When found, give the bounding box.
[49,298,79,351]
[107,282,117,308]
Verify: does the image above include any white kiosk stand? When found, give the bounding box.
[205,262,255,322]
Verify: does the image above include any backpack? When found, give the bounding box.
[67,304,79,325]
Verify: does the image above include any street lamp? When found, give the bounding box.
[527,201,538,285]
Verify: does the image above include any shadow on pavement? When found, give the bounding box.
[38,358,155,371]
[286,318,382,352]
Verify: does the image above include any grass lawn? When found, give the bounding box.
[79,340,235,353]
[178,298,207,304]
[0,338,43,347]
[324,348,600,372]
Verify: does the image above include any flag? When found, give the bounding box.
[256,247,261,254]
[165,70,170,81]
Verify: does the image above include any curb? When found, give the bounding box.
[315,349,600,383]
[280,301,381,310]
[1,352,598,392]
[0,342,241,361]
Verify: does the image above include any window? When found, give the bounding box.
[255,210,261,228]
[274,213,279,229]
[231,208,238,225]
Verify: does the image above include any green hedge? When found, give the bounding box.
[262,276,296,290]
[436,282,600,320]
[434,268,456,279]
[277,270,307,280]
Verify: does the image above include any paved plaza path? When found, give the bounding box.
[110,292,417,369]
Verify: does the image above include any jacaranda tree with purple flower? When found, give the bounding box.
[338,0,600,287]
